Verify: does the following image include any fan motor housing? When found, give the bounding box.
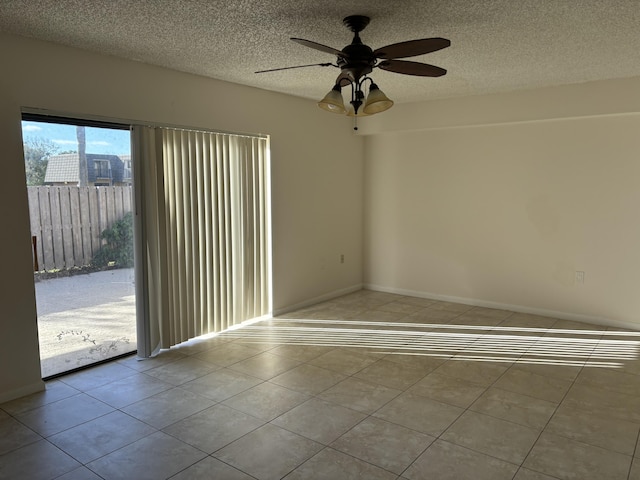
[338,43,375,80]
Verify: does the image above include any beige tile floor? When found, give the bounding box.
[2,289,640,479]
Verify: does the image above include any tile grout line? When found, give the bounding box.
[398,312,578,479]
[513,323,599,479]
[400,318,522,478]
[394,311,517,478]
[629,428,640,480]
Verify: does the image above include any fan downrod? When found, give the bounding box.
[343,15,370,33]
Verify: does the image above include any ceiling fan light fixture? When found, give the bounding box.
[317,84,346,114]
[346,104,369,117]
[258,15,449,124]
[363,82,394,115]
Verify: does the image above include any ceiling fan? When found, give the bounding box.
[256,15,450,121]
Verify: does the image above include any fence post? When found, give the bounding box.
[32,236,39,272]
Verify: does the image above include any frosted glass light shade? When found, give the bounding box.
[318,86,346,114]
[363,83,393,114]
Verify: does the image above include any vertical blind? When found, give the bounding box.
[134,126,271,356]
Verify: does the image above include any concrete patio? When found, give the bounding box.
[35,268,136,378]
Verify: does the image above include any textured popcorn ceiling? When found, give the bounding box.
[1,0,640,103]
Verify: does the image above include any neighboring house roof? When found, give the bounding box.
[44,153,79,184]
[44,153,129,184]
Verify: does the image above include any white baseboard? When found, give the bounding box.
[0,380,45,404]
[273,283,364,316]
[364,283,640,331]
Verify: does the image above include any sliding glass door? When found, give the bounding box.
[22,115,271,376]
[22,115,137,378]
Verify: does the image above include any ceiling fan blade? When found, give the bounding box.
[255,62,334,74]
[291,38,346,57]
[373,38,450,59]
[378,59,447,77]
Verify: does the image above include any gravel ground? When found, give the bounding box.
[35,268,137,377]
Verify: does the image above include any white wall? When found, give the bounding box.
[359,76,640,135]
[0,33,364,401]
[363,79,640,328]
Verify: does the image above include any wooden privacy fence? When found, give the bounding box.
[28,186,133,271]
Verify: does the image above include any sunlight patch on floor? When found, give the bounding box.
[217,318,639,369]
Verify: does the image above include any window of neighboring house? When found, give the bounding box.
[94,159,111,179]
[123,159,132,182]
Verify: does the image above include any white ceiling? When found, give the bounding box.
[2,0,640,104]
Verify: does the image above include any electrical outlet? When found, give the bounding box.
[575,271,585,284]
[340,254,345,264]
